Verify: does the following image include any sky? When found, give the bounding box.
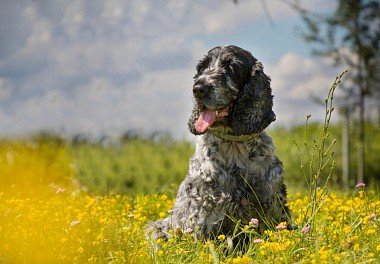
[0,0,344,139]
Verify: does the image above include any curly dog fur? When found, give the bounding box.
[148,45,291,240]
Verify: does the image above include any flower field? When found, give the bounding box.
[0,140,379,264]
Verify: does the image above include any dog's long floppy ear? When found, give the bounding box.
[230,61,276,135]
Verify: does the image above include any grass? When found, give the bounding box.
[72,138,193,195]
[1,72,380,263]
[292,71,343,231]
[65,121,380,196]
[1,163,379,263]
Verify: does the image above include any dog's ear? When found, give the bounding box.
[230,61,276,135]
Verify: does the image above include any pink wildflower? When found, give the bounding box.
[253,238,263,244]
[370,213,376,220]
[56,187,65,194]
[301,225,311,234]
[356,182,366,188]
[275,222,287,230]
[184,227,194,234]
[249,218,259,228]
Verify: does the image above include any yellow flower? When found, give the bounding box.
[77,247,84,254]
[333,255,341,262]
[318,247,329,260]
[353,243,360,252]
[159,212,166,218]
[339,205,351,213]
[218,234,226,241]
[342,225,351,234]
[175,248,185,254]
[232,255,252,264]
[157,250,164,256]
[376,245,380,251]
[241,256,252,263]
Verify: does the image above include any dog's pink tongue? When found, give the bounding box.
[195,110,216,133]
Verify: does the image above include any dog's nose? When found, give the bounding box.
[193,84,207,98]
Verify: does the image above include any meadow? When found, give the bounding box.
[0,126,379,263]
[71,122,380,195]
[1,75,380,263]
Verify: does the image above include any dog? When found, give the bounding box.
[148,45,291,241]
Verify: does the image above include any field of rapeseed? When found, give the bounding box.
[0,138,379,264]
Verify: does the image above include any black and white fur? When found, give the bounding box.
[148,45,291,240]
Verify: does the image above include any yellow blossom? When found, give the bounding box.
[159,212,166,218]
[232,255,252,264]
[333,255,341,262]
[353,243,360,252]
[342,225,351,234]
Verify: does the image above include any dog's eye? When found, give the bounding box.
[226,64,234,74]
[221,59,234,72]
[195,56,211,75]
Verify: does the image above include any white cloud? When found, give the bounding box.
[0,0,340,138]
[268,52,344,125]
[271,53,338,99]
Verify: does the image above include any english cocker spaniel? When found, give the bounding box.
[148,45,291,240]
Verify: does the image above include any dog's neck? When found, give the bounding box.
[208,127,258,142]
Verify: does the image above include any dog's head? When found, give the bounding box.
[188,45,276,136]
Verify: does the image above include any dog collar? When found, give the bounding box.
[209,128,258,142]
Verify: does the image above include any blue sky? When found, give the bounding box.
[0,0,343,139]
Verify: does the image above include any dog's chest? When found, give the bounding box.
[188,136,272,204]
[216,141,252,169]
[193,134,269,177]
